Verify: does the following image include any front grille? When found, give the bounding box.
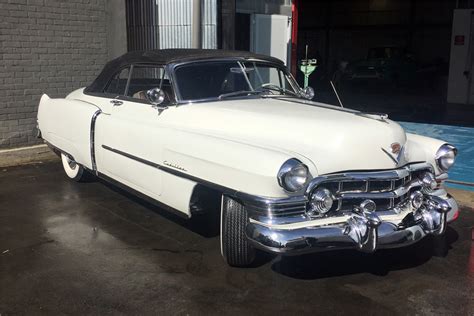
[339,197,392,212]
[341,181,367,192]
[368,180,392,192]
[242,163,433,220]
[309,164,432,215]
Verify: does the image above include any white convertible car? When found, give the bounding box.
[37,49,459,267]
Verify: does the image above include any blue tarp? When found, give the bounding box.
[399,122,474,191]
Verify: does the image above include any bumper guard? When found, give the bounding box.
[246,195,457,255]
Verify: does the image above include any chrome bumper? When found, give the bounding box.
[246,195,458,255]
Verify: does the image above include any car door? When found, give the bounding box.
[94,64,173,200]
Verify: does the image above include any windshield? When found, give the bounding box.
[173,60,301,102]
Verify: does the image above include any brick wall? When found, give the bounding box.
[0,0,108,149]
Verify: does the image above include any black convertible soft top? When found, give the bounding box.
[85,49,284,94]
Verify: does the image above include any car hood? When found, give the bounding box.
[164,98,408,175]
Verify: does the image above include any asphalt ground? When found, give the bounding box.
[1,162,473,315]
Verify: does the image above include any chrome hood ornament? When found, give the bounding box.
[391,142,401,154]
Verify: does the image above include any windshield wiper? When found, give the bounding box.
[257,84,300,97]
[218,90,262,100]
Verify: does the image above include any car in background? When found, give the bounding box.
[345,46,416,82]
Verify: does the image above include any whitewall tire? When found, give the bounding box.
[60,153,85,181]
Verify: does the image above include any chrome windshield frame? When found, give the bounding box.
[167,58,304,104]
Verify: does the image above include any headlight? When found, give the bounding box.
[277,159,309,192]
[436,144,457,172]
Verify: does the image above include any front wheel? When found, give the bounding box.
[220,196,256,267]
[60,153,86,181]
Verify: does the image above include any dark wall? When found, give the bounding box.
[298,0,458,73]
[0,0,108,149]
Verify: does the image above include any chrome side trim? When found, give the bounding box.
[102,145,162,169]
[90,110,101,173]
[101,144,238,197]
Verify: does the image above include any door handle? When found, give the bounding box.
[110,100,123,106]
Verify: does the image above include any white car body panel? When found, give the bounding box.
[37,94,99,169]
[38,86,448,217]
[38,89,444,215]
[159,98,409,174]
[94,99,166,196]
[160,172,197,217]
[405,132,447,174]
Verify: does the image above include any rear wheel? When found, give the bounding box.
[220,196,256,267]
[60,153,86,181]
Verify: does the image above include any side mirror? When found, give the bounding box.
[146,87,166,106]
[302,86,315,100]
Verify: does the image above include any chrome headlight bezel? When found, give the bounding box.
[277,158,309,192]
[435,144,457,172]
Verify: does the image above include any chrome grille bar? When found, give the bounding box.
[239,162,433,217]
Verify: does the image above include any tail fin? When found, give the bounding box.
[40,93,50,103]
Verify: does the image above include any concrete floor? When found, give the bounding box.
[0,145,57,168]
[1,162,473,315]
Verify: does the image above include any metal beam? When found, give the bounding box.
[192,0,202,49]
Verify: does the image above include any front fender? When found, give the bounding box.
[161,128,315,198]
[405,133,446,175]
